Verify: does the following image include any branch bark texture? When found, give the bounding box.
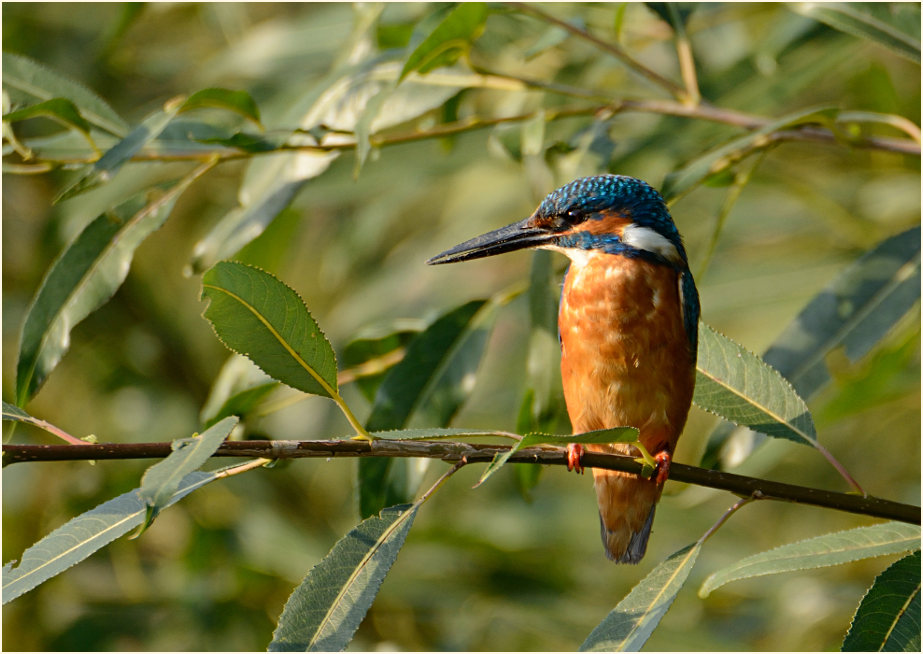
[3,439,918,526]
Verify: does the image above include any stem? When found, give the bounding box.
[666,4,701,106]
[699,495,758,544]
[4,439,917,525]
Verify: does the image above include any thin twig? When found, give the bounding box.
[3,439,918,525]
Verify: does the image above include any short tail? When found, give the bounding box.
[600,503,655,563]
[592,466,663,564]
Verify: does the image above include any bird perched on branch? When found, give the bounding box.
[427,174,699,563]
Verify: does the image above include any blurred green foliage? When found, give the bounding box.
[3,2,920,651]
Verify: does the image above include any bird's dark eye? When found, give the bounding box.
[565,209,583,223]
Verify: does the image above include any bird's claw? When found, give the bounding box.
[566,443,585,475]
[653,451,671,485]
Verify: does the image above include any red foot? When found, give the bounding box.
[566,443,585,475]
[653,451,672,485]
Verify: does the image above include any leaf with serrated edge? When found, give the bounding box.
[693,322,817,448]
[138,417,237,526]
[2,470,219,604]
[843,550,921,652]
[2,52,128,136]
[16,171,204,404]
[268,504,418,652]
[699,522,921,598]
[201,261,338,398]
[581,542,701,651]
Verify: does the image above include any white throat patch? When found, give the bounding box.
[621,224,683,265]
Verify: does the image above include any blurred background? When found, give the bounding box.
[3,3,919,651]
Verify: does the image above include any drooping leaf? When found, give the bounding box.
[581,542,702,651]
[16,166,209,404]
[55,97,183,202]
[843,550,921,652]
[699,522,922,598]
[179,87,262,126]
[136,417,237,531]
[399,3,488,80]
[2,52,128,136]
[793,3,921,64]
[702,226,921,469]
[358,299,497,518]
[268,504,418,652]
[2,469,220,604]
[3,98,93,138]
[661,106,840,200]
[475,427,638,488]
[693,322,818,447]
[200,261,338,399]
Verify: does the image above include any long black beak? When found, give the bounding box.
[426,216,555,265]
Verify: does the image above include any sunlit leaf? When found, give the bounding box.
[136,417,237,531]
[55,97,183,202]
[16,169,207,404]
[581,542,702,651]
[843,550,921,652]
[702,226,921,469]
[794,3,921,64]
[200,261,338,399]
[180,87,262,126]
[2,52,128,136]
[268,504,418,652]
[699,522,921,597]
[399,3,488,80]
[693,322,817,448]
[3,98,93,138]
[2,469,220,604]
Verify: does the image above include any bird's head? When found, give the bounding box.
[427,175,688,269]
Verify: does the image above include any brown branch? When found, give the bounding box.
[3,439,918,525]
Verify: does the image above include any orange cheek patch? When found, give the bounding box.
[581,210,632,237]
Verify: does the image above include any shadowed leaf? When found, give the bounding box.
[201,261,338,399]
[699,522,921,597]
[3,98,93,139]
[399,3,488,80]
[794,3,921,63]
[581,542,702,651]
[180,87,262,126]
[269,504,418,652]
[843,550,921,652]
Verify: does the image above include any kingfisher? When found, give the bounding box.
[427,174,699,563]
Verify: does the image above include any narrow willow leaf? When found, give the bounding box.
[702,226,921,469]
[201,261,338,399]
[661,106,839,200]
[794,3,921,64]
[2,470,217,604]
[269,504,418,652]
[399,3,488,80]
[2,52,128,136]
[476,427,639,488]
[3,98,93,137]
[16,169,206,404]
[55,98,183,202]
[693,322,817,447]
[699,522,921,598]
[180,87,262,126]
[843,550,921,652]
[200,354,279,427]
[359,300,494,518]
[368,428,503,440]
[137,417,237,529]
[581,542,702,651]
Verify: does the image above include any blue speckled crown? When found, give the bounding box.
[538,175,679,242]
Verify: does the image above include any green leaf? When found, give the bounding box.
[136,417,237,531]
[342,322,422,402]
[359,299,496,518]
[179,87,262,126]
[3,98,93,137]
[2,469,221,604]
[702,226,921,469]
[699,522,922,598]
[475,427,638,488]
[2,52,128,136]
[200,261,338,399]
[580,542,702,651]
[16,172,205,404]
[693,322,818,447]
[794,3,921,64]
[268,504,418,652]
[662,106,840,200]
[843,550,921,652]
[200,354,279,428]
[55,97,183,202]
[399,3,488,80]
[368,427,504,440]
